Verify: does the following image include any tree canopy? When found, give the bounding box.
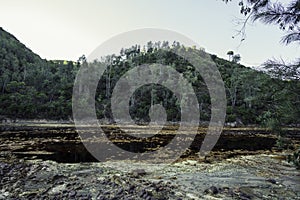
[224,0,299,45]
[223,0,300,124]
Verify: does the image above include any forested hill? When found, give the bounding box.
[0,27,78,119]
[0,27,44,65]
[0,27,299,126]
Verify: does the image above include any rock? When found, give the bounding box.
[52,174,66,181]
[68,190,77,198]
[117,188,123,195]
[186,193,199,199]
[239,193,252,200]
[175,191,183,197]
[131,169,147,177]
[204,186,219,195]
[238,187,254,200]
[144,196,150,200]
[266,178,277,184]
[48,183,66,195]
[128,185,135,191]
[0,149,299,200]
[97,195,106,200]
[0,191,9,199]
[185,160,197,166]
[76,191,91,199]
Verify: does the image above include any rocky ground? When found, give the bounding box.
[0,123,299,199]
[0,151,299,200]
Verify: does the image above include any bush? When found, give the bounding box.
[288,148,300,169]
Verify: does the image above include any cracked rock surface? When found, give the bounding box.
[0,152,299,200]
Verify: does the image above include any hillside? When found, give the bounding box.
[0,27,78,119]
[0,28,299,126]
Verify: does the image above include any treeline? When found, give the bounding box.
[0,28,299,126]
[79,41,299,126]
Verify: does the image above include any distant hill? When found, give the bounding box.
[0,27,298,126]
[0,27,46,84]
[0,27,77,119]
[0,27,43,62]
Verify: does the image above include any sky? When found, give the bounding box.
[0,0,298,67]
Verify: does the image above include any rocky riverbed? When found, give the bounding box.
[0,151,299,200]
[0,123,299,199]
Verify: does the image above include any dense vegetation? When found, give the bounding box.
[0,27,299,127]
[0,27,78,119]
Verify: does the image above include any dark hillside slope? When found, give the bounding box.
[0,28,298,126]
[0,27,46,88]
[0,27,77,119]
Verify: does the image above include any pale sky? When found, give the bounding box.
[0,0,298,67]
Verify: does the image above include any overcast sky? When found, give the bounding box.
[0,0,298,67]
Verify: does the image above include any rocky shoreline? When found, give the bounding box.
[0,151,299,200]
[0,124,299,199]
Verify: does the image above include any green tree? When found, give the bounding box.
[227,50,234,61]
[224,0,300,166]
[232,54,241,63]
